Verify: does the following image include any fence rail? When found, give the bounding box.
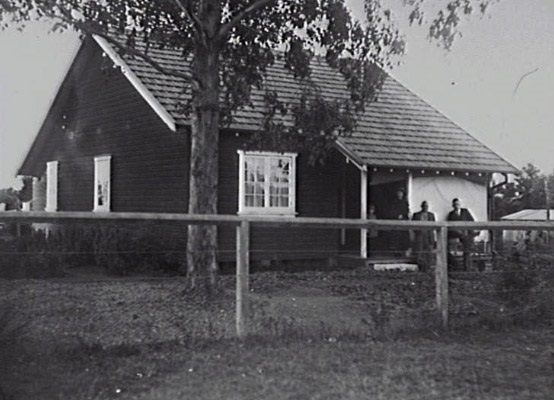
[5,211,554,230]
[3,211,554,337]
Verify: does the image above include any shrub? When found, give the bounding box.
[89,222,186,275]
[0,222,188,278]
[0,231,65,279]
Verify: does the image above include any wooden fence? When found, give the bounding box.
[3,211,554,337]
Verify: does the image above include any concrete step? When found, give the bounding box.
[335,255,417,269]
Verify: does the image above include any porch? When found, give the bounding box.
[336,146,493,263]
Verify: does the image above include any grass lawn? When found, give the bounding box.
[1,269,553,399]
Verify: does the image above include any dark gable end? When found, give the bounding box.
[18,37,190,213]
[17,41,88,177]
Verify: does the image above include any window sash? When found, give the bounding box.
[238,151,296,215]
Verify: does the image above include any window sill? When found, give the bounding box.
[238,210,297,218]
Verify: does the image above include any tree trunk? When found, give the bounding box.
[185,1,222,295]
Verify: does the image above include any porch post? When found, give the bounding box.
[360,167,368,258]
[406,172,413,212]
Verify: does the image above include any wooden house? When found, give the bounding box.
[18,35,518,263]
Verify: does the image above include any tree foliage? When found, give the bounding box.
[403,0,500,49]
[1,1,408,159]
[493,163,554,220]
[0,0,406,292]
[0,188,20,210]
[0,179,32,210]
[0,0,498,159]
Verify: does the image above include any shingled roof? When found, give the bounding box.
[97,36,517,174]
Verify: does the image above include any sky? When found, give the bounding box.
[1,0,554,189]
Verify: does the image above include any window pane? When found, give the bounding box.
[245,157,266,207]
[97,184,104,206]
[267,157,290,208]
[246,194,262,207]
[94,157,111,211]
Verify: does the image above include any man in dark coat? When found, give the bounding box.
[447,198,476,270]
[412,201,436,272]
[384,188,410,257]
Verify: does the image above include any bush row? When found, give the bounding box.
[0,222,188,278]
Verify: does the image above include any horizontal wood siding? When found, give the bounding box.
[218,134,343,260]
[30,40,190,215]
[26,38,347,262]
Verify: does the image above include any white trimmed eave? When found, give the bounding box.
[92,34,177,132]
[335,140,367,171]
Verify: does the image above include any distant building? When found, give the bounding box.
[501,209,553,244]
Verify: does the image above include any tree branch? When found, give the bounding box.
[218,0,276,40]
[42,4,195,84]
[173,0,206,45]
[98,34,194,83]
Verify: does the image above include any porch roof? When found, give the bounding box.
[106,37,517,175]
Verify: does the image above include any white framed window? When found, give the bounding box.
[93,155,111,212]
[237,150,297,216]
[45,160,58,212]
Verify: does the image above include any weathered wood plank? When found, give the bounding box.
[360,168,368,258]
[4,212,554,231]
[435,226,449,329]
[236,220,250,338]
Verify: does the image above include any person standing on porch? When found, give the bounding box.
[447,198,476,270]
[412,201,436,272]
[385,188,410,257]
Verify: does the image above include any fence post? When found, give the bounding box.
[360,167,368,258]
[236,220,250,338]
[435,225,449,329]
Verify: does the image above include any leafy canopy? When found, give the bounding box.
[493,163,554,220]
[0,177,32,210]
[404,0,499,49]
[1,0,407,161]
[0,1,498,162]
